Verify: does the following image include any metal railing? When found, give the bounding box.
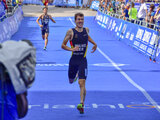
[0,5,19,22]
[99,7,160,31]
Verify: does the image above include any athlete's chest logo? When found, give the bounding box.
[75,34,78,39]
[83,34,88,37]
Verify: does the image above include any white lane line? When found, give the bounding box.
[69,17,160,113]
[69,17,76,26]
[97,48,160,112]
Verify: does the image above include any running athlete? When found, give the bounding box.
[61,13,97,114]
[36,7,56,50]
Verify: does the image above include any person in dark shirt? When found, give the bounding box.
[36,7,56,50]
[120,4,129,20]
[61,13,97,114]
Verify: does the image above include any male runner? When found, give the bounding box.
[61,13,97,114]
[36,7,56,50]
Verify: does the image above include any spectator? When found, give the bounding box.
[112,0,116,13]
[103,1,108,12]
[44,0,48,7]
[146,4,155,28]
[15,0,22,6]
[12,0,17,7]
[100,0,104,10]
[126,2,130,10]
[75,0,79,8]
[137,0,148,25]
[128,2,137,23]
[0,0,6,21]
[120,3,125,16]
[120,4,129,20]
[81,0,88,9]
[2,0,8,10]
[6,0,13,13]
[154,5,160,31]
[107,2,113,14]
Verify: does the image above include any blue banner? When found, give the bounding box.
[95,10,160,63]
[0,7,23,43]
[23,0,82,6]
[23,0,43,5]
[90,1,99,10]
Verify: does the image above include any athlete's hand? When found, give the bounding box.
[91,44,97,53]
[40,25,43,28]
[72,46,79,51]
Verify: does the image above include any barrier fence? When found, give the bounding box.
[22,0,94,7]
[95,10,160,63]
[0,7,23,43]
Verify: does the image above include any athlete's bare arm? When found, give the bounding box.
[49,15,56,23]
[86,28,97,53]
[61,29,79,51]
[36,15,43,28]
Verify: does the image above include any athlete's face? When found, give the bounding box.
[43,8,48,14]
[75,16,84,28]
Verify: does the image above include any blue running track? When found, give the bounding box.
[11,16,160,120]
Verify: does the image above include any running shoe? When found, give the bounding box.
[77,103,84,114]
[43,47,47,50]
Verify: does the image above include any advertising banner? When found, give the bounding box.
[0,7,23,43]
[95,10,160,63]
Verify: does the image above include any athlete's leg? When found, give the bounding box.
[78,58,87,103]
[44,33,49,48]
[42,30,45,40]
[78,79,86,104]
[68,58,79,84]
[83,87,86,102]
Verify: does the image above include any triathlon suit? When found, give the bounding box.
[68,28,88,82]
[41,15,49,36]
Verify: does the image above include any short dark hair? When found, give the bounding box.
[43,7,48,10]
[75,13,84,21]
[150,4,155,10]
[131,2,134,7]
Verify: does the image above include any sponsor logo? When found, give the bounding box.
[118,22,122,31]
[91,1,99,9]
[108,19,112,30]
[134,41,140,47]
[147,47,153,55]
[104,16,109,25]
[111,20,116,31]
[142,30,151,43]
[115,26,118,32]
[130,33,134,41]
[126,32,130,39]
[36,63,129,67]
[136,28,144,40]
[150,32,158,45]
[139,43,147,51]
[28,102,159,110]
[156,44,160,57]
[121,24,127,34]
[96,13,103,22]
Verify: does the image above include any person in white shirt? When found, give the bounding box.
[137,0,148,25]
[154,5,160,31]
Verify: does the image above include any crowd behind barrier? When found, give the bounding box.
[0,6,23,43]
[22,0,94,7]
[23,0,44,5]
[0,2,6,21]
[90,1,160,11]
[91,0,160,30]
[95,10,160,63]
